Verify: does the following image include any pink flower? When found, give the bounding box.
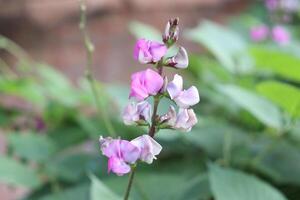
[99,137,140,176]
[130,69,164,101]
[265,0,278,11]
[167,74,200,108]
[131,135,162,164]
[272,26,290,45]
[100,135,163,175]
[250,25,269,42]
[161,106,198,132]
[134,39,167,64]
[123,101,151,125]
[166,47,189,69]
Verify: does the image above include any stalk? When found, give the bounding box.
[78,0,116,136]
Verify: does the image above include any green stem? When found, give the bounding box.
[79,0,116,137]
[124,165,136,200]
[223,131,232,166]
[149,96,160,137]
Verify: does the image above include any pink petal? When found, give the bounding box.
[143,69,164,95]
[119,140,140,164]
[108,157,131,176]
[167,74,183,99]
[175,86,200,108]
[149,42,168,62]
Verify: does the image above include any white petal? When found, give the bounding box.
[175,86,200,108]
[174,47,189,69]
[167,74,183,99]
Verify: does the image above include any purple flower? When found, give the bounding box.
[99,137,140,176]
[265,0,278,11]
[161,106,198,132]
[250,25,269,42]
[133,39,167,64]
[131,135,162,164]
[130,69,164,101]
[272,26,290,45]
[166,47,189,69]
[167,74,200,108]
[123,101,151,125]
[100,135,162,175]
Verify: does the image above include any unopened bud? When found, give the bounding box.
[163,17,180,45]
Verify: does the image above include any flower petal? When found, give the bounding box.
[167,74,183,99]
[108,156,131,176]
[175,86,200,108]
[173,47,189,69]
[149,42,167,62]
[131,135,162,164]
[143,69,164,95]
[120,140,140,164]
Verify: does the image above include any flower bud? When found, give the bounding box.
[166,47,189,69]
[163,18,179,45]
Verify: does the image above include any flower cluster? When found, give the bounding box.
[100,18,200,176]
[265,0,299,22]
[250,25,290,45]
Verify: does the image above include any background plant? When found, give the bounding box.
[0,1,299,200]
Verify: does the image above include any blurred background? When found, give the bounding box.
[1,0,300,200]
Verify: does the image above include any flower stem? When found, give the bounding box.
[124,165,137,200]
[78,0,116,137]
[149,96,160,137]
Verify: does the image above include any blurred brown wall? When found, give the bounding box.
[0,0,249,84]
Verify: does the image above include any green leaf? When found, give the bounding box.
[129,21,162,41]
[37,65,79,106]
[8,133,56,163]
[38,184,89,200]
[256,81,300,118]
[0,156,41,189]
[208,164,287,200]
[216,84,282,130]
[250,47,300,82]
[185,20,252,74]
[90,174,121,200]
[0,78,45,108]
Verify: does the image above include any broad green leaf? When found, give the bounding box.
[37,65,79,106]
[8,133,56,162]
[104,172,197,200]
[209,164,287,200]
[0,78,45,108]
[250,47,300,82]
[45,153,101,182]
[256,81,300,118]
[252,140,300,186]
[216,84,282,130]
[175,174,212,200]
[186,120,250,158]
[38,184,89,200]
[90,174,121,200]
[185,20,252,74]
[129,21,162,41]
[0,156,41,189]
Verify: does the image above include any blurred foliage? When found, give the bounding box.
[0,2,300,200]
